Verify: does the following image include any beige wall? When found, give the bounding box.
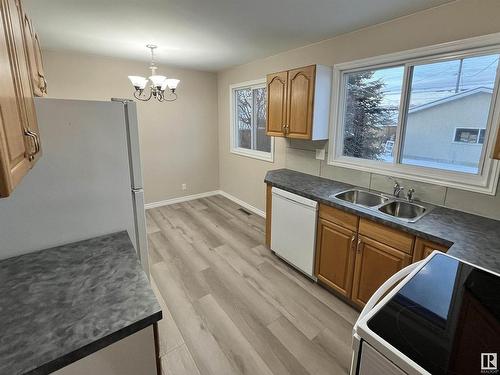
[217,0,500,220]
[43,50,219,204]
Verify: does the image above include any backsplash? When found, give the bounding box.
[284,140,500,221]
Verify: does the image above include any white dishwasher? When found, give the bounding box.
[271,187,318,279]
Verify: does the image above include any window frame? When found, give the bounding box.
[328,34,500,195]
[452,127,486,145]
[229,79,274,162]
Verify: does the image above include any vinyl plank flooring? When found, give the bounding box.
[192,240,281,326]
[146,210,161,234]
[161,344,201,375]
[149,195,357,375]
[312,328,353,374]
[151,231,210,301]
[182,204,264,267]
[207,195,265,231]
[195,294,274,375]
[252,244,359,325]
[268,317,346,375]
[201,267,309,375]
[202,196,265,235]
[152,261,237,375]
[185,199,208,211]
[215,244,323,340]
[148,237,163,266]
[259,261,353,343]
[151,279,184,356]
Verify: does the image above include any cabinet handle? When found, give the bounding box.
[24,129,37,161]
[350,235,356,250]
[28,130,40,154]
[356,239,362,253]
[24,129,40,160]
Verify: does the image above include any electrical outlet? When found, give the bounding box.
[315,148,326,160]
[181,183,187,191]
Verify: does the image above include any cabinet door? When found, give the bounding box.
[286,65,315,139]
[315,218,356,298]
[413,237,449,262]
[8,0,40,162]
[351,235,411,308]
[0,0,33,197]
[266,71,287,136]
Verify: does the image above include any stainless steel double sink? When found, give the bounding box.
[331,189,430,222]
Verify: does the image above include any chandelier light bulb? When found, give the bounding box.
[128,76,148,90]
[165,79,180,91]
[149,75,167,89]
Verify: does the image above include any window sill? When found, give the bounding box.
[230,147,274,163]
[327,157,500,195]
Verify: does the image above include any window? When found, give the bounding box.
[230,79,274,161]
[330,36,500,194]
[342,66,404,163]
[453,128,486,144]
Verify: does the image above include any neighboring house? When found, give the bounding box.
[384,87,493,170]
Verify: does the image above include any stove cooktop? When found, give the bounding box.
[367,253,500,375]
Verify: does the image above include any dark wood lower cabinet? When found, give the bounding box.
[413,237,449,262]
[315,218,356,298]
[351,236,411,308]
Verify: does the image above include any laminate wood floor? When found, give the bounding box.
[147,195,359,375]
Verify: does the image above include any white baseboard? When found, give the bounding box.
[217,191,266,218]
[144,191,220,209]
[144,189,266,218]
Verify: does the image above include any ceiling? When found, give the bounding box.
[23,0,453,72]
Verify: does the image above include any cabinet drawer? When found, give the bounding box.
[359,218,414,254]
[319,204,358,231]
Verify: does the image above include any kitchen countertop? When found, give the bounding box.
[0,231,162,375]
[265,169,500,274]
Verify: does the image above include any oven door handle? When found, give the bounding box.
[354,260,423,332]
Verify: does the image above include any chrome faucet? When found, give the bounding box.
[407,188,415,202]
[393,181,404,198]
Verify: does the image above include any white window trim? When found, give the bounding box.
[229,79,274,162]
[328,33,500,195]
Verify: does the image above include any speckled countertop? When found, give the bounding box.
[265,169,500,274]
[0,231,162,375]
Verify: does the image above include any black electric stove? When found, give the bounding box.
[367,253,500,375]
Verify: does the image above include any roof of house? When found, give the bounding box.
[408,87,494,114]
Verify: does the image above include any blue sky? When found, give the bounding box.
[367,53,500,107]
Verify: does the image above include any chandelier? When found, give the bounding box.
[128,44,180,102]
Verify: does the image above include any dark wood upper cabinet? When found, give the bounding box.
[266,64,331,140]
[266,71,288,136]
[287,65,315,139]
[0,0,42,198]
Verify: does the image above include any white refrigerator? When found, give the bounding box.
[0,98,149,275]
